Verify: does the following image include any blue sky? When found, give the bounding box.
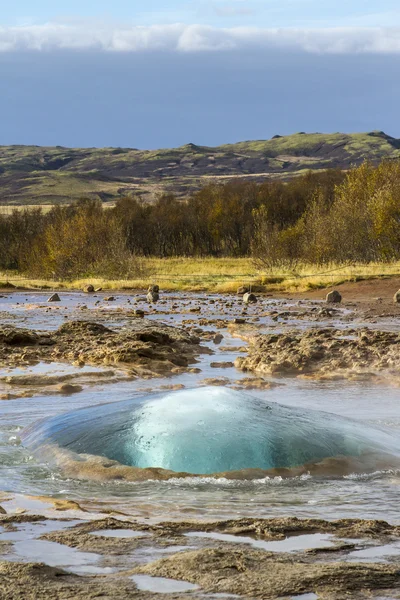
[0,2,399,147]
[3,0,400,28]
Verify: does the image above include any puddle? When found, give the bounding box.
[89,529,149,538]
[347,543,400,562]
[185,532,335,552]
[0,520,109,575]
[0,362,105,379]
[2,538,104,574]
[131,574,200,593]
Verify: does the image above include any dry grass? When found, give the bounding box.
[2,258,400,294]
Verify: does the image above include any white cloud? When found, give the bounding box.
[0,22,399,53]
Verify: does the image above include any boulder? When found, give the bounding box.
[237,286,249,295]
[393,290,400,304]
[213,333,224,345]
[326,290,342,304]
[83,285,95,293]
[243,292,257,304]
[147,291,159,303]
[47,293,61,302]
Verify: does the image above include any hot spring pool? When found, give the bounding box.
[21,387,400,479]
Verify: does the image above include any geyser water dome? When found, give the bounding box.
[22,387,400,477]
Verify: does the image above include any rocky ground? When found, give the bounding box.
[0,319,203,371]
[235,328,400,381]
[2,512,400,599]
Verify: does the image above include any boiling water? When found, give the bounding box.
[22,387,400,476]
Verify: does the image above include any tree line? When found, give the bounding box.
[0,162,399,279]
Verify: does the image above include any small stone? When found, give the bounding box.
[213,333,224,344]
[134,309,145,317]
[47,293,61,302]
[210,362,234,368]
[326,290,342,304]
[104,296,115,302]
[393,290,400,304]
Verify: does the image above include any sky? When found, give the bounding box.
[1,1,400,148]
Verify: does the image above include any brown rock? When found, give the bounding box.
[243,292,257,304]
[47,293,61,302]
[326,290,342,303]
[57,384,83,395]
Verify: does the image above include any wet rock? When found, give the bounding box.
[233,318,246,324]
[57,321,112,336]
[147,291,159,303]
[213,333,223,344]
[104,296,115,302]
[234,377,279,390]
[0,326,38,346]
[57,384,83,395]
[159,384,185,391]
[243,292,257,304]
[0,320,203,378]
[0,561,138,599]
[147,286,160,303]
[200,377,230,386]
[210,362,234,369]
[47,293,61,302]
[134,546,400,599]
[134,309,145,317]
[219,346,247,353]
[236,328,400,379]
[326,290,342,303]
[83,285,95,293]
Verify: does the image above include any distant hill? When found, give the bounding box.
[0,131,399,206]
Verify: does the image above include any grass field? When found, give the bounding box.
[2,258,400,294]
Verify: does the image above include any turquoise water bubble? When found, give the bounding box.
[22,387,400,476]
